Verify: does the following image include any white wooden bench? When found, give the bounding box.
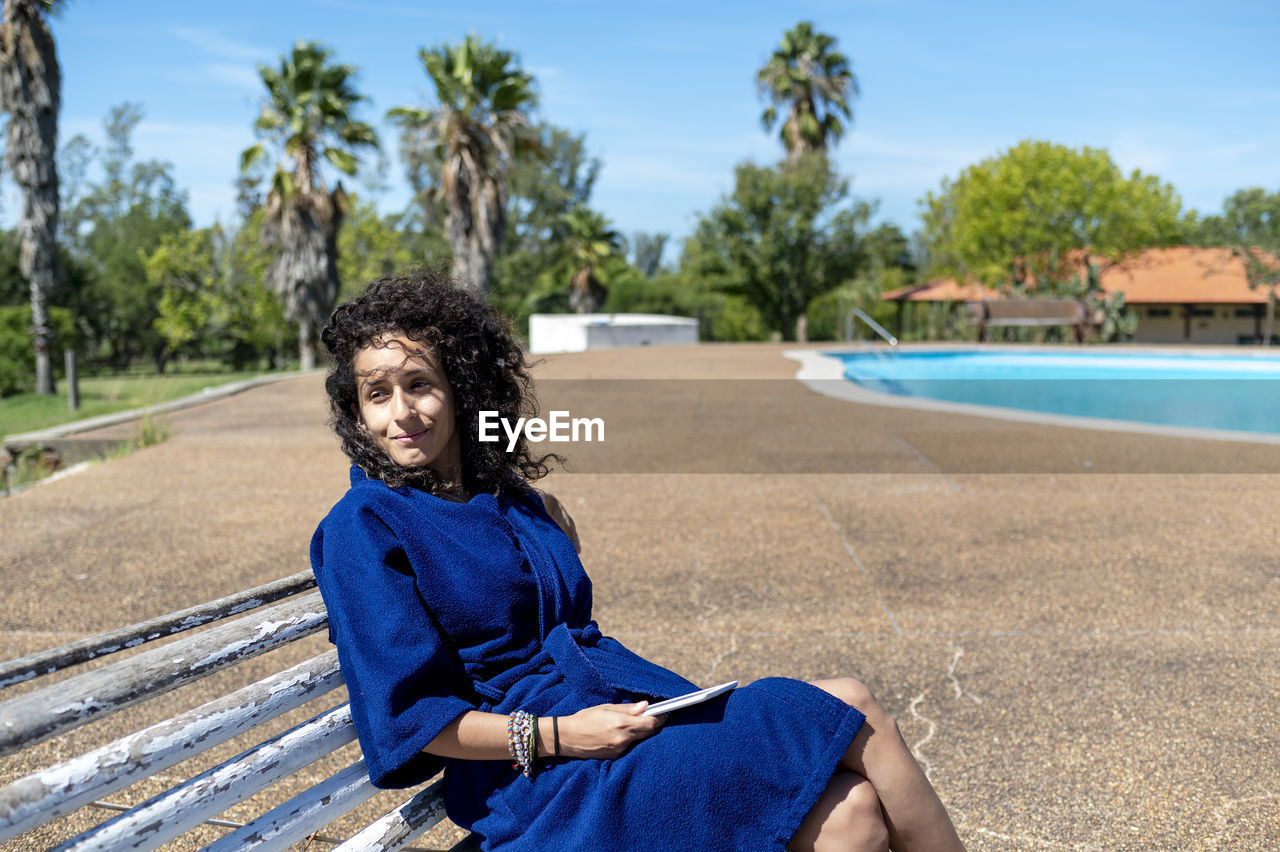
[0,571,479,851]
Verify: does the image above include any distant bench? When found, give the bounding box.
[965,299,1094,343]
[0,572,478,851]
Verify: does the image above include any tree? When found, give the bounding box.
[559,206,623,313]
[335,196,422,303]
[631,232,668,278]
[1186,187,1280,248]
[861,222,915,274]
[501,123,598,262]
[757,21,858,162]
[68,104,193,371]
[147,227,217,361]
[223,209,292,369]
[491,122,599,324]
[1189,188,1280,345]
[683,155,872,340]
[389,34,538,296]
[920,140,1184,288]
[1,0,61,394]
[241,40,378,369]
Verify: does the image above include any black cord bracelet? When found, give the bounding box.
[552,715,560,757]
[530,713,539,776]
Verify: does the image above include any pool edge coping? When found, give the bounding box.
[784,346,1280,446]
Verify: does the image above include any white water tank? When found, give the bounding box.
[528,313,699,354]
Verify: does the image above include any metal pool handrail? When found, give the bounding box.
[845,308,898,349]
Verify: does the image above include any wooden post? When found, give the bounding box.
[65,351,80,413]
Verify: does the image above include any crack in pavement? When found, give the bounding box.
[909,643,986,784]
[705,633,738,683]
[907,691,936,781]
[684,545,737,683]
[890,434,963,493]
[1202,791,1278,850]
[952,806,1102,850]
[947,643,983,704]
[685,545,718,634]
[969,824,1099,850]
[813,494,903,635]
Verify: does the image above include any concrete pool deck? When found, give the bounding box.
[1,342,1277,850]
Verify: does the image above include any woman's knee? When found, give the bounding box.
[813,677,883,716]
[794,771,888,852]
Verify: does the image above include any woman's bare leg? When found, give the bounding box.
[790,770,889,852]
[813,678,966,852]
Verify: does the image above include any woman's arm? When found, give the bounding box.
[427,702,664,761]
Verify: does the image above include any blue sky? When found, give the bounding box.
[4,0,1278,248]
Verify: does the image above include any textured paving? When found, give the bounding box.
[2,342,1277,851]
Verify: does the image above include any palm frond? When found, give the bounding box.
[756,21,857,158]
[239,143,267,174]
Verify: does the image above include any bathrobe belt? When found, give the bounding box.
[470,622,611,709]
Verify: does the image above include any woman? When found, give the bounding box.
[310,271,965,852]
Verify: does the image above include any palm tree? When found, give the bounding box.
[757,21,858,162]
[561,205,621,314]
[240,40,377,369]
[1,0,61,394]
[389,35,538,296]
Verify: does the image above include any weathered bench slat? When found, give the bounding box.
[202,760,379,852]
[0,651,343,842]
[0,571,317,690]
[0,592,328,757]
[331,781,448,852]
[51,703,355,852]
[975,316,1079,327]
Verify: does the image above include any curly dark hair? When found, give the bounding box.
[320,268,557,495]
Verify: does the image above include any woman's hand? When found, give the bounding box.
[553,702,664,759]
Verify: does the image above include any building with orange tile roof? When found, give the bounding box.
[881,246,1278,344]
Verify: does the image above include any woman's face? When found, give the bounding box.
[354,334,461,481]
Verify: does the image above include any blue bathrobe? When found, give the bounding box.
[311,466,865,851]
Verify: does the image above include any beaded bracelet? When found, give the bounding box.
[508,710,529,770]
[507,710,538,778]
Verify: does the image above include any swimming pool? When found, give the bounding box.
[827,348,1280,437]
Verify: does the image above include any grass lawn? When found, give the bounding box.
[0,368,272,437]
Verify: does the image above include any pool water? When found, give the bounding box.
[833,350,1280,435]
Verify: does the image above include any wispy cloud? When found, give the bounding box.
[168,65,263,94]
[527,65,561,81]
[171,27,274,63]
[169,27,274,93]
[597,152,730,196]
[1108,130,1174,175]
[313,0,507,26]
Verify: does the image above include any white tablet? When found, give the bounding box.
[642,681,738,716]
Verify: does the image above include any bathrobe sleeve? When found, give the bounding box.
[311,497,477,788]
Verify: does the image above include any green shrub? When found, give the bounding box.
[603,273,700,316]
[603,274,769,342]
[0,306,82,397]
